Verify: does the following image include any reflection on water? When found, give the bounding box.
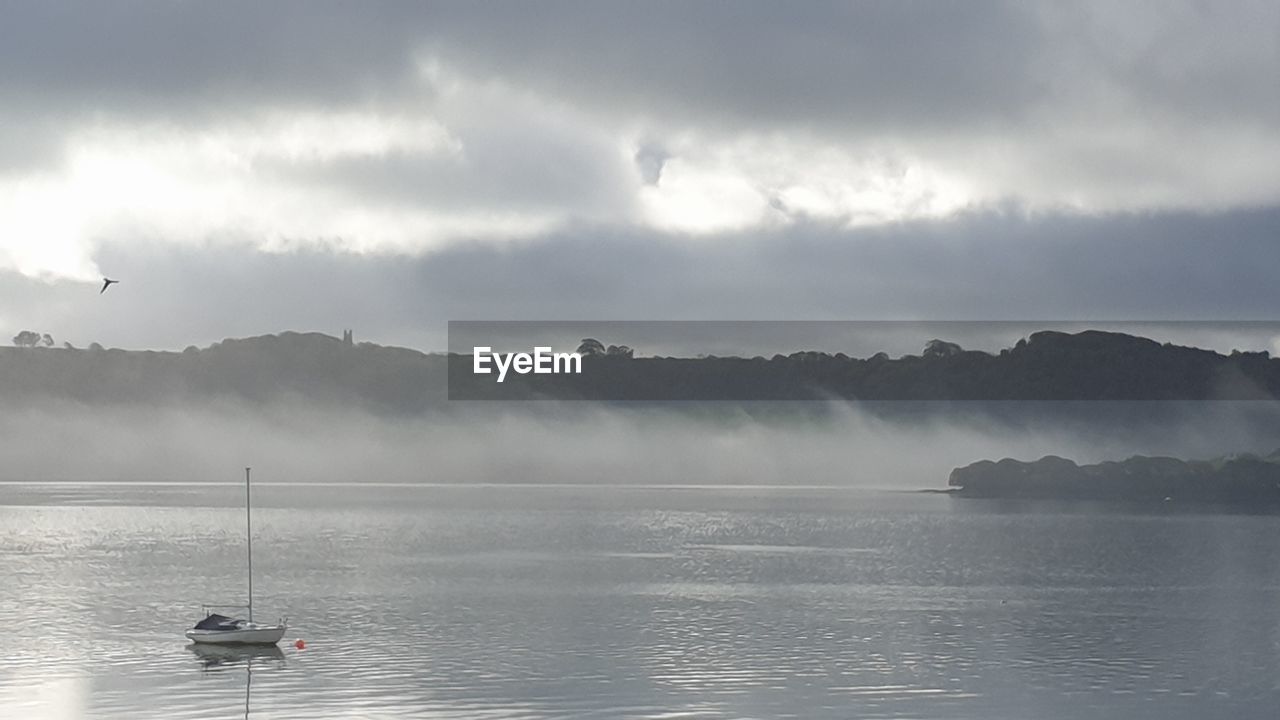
[188,644,285,718]
[188,643,286,669]
[0,484,1279,718]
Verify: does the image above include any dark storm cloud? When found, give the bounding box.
[0,2,1034,109]
[404,207,1280,327]
[4,207,1278,352]
[4,2,1275,135]
[420,1,1049,132]
[0,2,419,109]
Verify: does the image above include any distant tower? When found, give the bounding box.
[342,329,354,346]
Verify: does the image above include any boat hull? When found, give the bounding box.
[186,624,287,646]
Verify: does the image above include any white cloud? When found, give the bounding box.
[637,137,977,233]
[0,101,574,279]
[4,77,985,277]
[639,158,772,234]
[0,176,101,281]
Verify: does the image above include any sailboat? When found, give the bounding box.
[186,467,288,646]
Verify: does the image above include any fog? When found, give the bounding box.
[4,399,1279,488]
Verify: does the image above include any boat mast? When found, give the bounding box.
[246,466,253,623]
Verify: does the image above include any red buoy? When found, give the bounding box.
[294,639,306,650]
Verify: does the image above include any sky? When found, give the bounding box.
[2,1,1279,352]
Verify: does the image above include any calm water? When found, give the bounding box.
[2,483,1280,719]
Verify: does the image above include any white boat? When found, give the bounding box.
[186,468,288,646]
[187,616,288,646]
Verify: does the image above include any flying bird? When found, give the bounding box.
[100,278,119,294]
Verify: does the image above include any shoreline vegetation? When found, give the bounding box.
[3,329,1279,408]
[949,450,1280,503]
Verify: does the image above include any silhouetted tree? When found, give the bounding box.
[576,338,606,356]
[40,333,54,347]
[12,330,39,348]
[605,344,634,358]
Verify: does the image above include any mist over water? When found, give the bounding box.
[4,400,1280,487]
[8,367,1280,719]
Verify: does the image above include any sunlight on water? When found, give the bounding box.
[1,484,1280,718]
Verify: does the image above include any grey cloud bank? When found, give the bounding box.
[1,1,1278,287]
[7,2,1275,132]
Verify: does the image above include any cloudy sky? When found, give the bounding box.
[2,1,1279,351]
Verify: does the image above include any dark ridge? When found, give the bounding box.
[949,449,1280,502]
[1,329,1278,412]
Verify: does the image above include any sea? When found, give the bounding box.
[1,482,1279,719]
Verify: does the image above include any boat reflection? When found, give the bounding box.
[188,643,285,718]
[187,643,285,669]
